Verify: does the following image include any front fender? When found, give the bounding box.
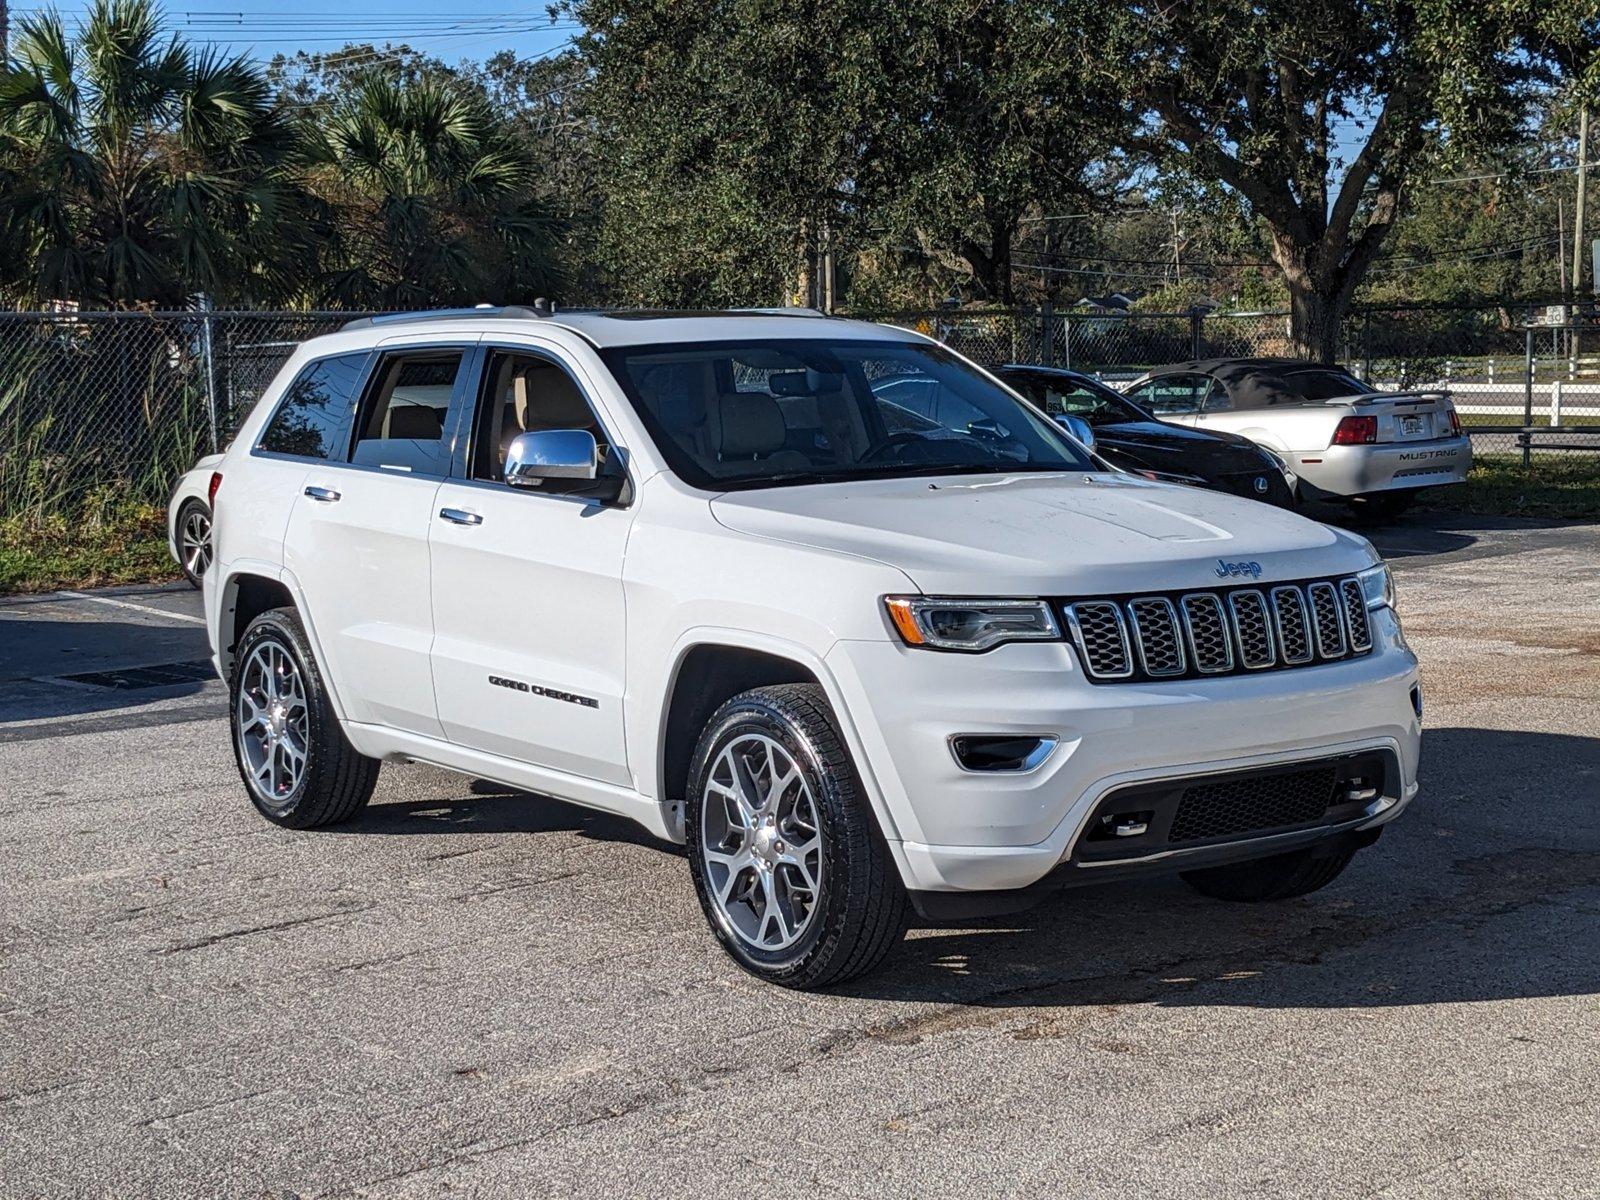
[639,627,909,856]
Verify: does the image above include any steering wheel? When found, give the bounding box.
[861,433,932,463]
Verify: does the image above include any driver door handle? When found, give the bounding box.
[304,485,341,503]
[439,507,483,526]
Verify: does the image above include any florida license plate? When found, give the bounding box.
[1400,416,1423,435]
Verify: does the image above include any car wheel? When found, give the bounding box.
[230,607,379,829]
[1180,844,1357,902]
[176,499,212,588]
[685,683,907,989]
[1347,490,1416,521]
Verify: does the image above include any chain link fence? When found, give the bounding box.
[0,311,373,522]
[3,302,1598,523]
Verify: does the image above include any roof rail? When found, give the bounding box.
[341,299,557,331]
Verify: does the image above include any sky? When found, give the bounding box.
[7,1,581,69]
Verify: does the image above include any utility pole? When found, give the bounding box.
[1573,106,1590,359]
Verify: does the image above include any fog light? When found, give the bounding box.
[949,735,1056,772]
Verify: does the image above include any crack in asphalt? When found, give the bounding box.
[153,905,375,956]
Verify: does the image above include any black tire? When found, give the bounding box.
[175,499,211,589]
[685,683,907,990]
[229,606,379,829]
[1348,489,1416,521]
[1180,844,1358,902]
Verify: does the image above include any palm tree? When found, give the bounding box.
[0,0,305,306]
[301,70,565,308]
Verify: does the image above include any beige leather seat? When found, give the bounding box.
[498,363,603,467]
[708,393,811,471]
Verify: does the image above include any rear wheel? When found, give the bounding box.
[229,607,379,829]
[685,683,907,989]
[1181,844,1357,902]
[176,500,212,588]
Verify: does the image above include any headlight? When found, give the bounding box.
[884,596,1060,652]
[1357,563,1396,610]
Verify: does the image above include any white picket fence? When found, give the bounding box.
[1423,381,1600,424]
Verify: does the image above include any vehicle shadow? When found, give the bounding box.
[355,777,682,855]
[348,727,1600,1011]
[837,725,1600,1009]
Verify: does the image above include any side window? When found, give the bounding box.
[1129,374,1210,416]
[257,352,369,459]
[351,349,468,476]
[471,349,609,494]
[1203,381,1234,412]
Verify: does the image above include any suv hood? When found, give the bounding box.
[710,472,1373,596]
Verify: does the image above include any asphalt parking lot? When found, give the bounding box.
[3,514,1599,1199]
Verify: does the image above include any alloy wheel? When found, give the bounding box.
[700,734,824,953]
[236,641,310,806]
[181,506,212,579]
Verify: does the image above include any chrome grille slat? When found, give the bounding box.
[1228,589,1275,669]
[1179,593,1234,673]
[1270,586,1314,664]
[1066,601,1133,679]
[1307,582,1347,659]
[1340,577,1373,653]
[1126,596,1185,677]
[1060,574,1379,684]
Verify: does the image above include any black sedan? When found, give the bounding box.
[997,364,1297,506]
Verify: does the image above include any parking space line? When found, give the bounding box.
[57,590,206,626]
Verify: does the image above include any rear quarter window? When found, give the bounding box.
[258,353,370,459]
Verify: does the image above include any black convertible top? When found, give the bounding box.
[1140,358,1370,410]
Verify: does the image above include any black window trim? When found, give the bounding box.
[444,340,634,507]
[339,341,480,481]
[250,348,377,465]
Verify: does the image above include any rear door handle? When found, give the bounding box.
[439,507,483,526]
[304,485,341,503]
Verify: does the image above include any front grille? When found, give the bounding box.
[1063,575,1375,683]
[1169,766,1339,843]
[1065,600,1132,679]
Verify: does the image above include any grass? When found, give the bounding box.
[1418,455,1600,520]
[0,498,178,595]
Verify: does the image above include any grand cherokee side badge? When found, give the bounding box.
[489,674,599,709]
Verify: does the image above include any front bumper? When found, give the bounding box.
[825,608,1421,895]
[1292,435,1471,498]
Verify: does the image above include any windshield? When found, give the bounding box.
[600,338,1097,489]
[1006,371,1148,427]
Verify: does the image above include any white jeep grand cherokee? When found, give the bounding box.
[205,307,1422,989]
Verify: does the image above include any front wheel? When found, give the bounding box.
[685,684,907,989]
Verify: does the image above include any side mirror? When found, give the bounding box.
[1054,414,1096,451]
[505,429,598,488]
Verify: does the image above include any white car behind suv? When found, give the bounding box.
[204,307,1422,989]
[1123,358,1471,516]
